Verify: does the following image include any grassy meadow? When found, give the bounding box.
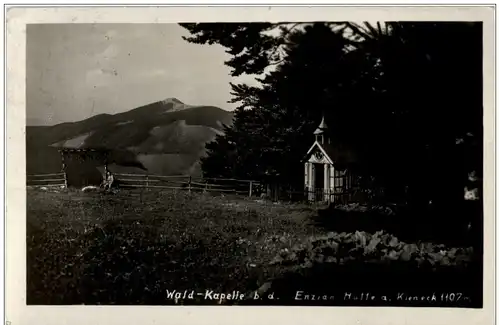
[27,188,323,304]
[27,188,482,307]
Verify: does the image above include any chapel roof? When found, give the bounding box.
[304,141,357,168]
[313,115,329,135]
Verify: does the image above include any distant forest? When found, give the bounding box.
[181,22,483,210]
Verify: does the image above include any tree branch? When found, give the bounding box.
[266,23,303,62]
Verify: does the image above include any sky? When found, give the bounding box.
[26,24,260,126]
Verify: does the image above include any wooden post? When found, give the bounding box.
[249,181,253,198]
[188,176,192,194]
[59,150,68,188]
[146,174,149,191]
[63,169,68,189]
[103,154,108,187]
[103,151,109,176]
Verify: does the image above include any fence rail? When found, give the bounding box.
[116,173,355,203]
[27,171,363,203]
[26,171,362,204]
[27,172,66,188]
[29,178,66,182]
[114,173,260,197]
[28,173,65,177]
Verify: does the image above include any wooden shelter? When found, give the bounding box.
[58,147,147,188]
[58,148,111,188]
[303,116,357,203]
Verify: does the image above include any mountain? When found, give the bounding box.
[26,98,234,177]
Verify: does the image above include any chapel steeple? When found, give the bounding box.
[313,114,330,145]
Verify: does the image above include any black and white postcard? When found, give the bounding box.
[5,5,495,325]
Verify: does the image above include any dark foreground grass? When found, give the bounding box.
[27,189,322,305]
[27,188,482,307]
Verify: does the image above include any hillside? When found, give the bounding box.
[26,98,234,177]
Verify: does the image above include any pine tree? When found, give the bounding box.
[197,23,355,189]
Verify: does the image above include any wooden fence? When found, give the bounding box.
[25,171,261,197]
[115,173,261,197]
[304,188,358,204]
[263,185,364,204]
[26,171,369,205]
[26,171,368,204]
[26,172,67,188]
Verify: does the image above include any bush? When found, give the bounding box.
[269,230,473,269]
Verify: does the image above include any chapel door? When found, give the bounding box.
[314,163,324,201]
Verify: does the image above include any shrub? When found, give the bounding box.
[269,230,473,270]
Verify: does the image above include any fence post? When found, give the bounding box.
[146,174,149,191]
[249,181,253,198]
[188,176,192,194]
[62,170,68,189]
[60,150,68,188]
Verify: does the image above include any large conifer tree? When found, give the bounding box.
[197,23,355,189]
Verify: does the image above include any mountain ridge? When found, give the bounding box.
[26,98,234,177]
